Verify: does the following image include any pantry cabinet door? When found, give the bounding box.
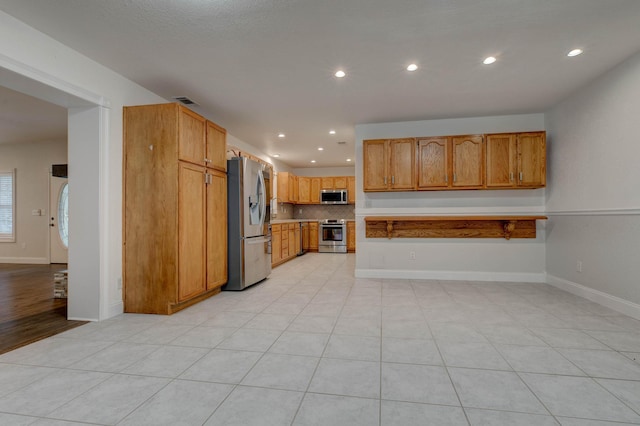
[178,162,206,301]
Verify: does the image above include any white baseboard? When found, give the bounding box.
[355,268,546,283]
[104,301,124,320]
[0,257,49,264]
[546,275,640,320]
[67,317,98,322]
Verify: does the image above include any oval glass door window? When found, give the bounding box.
[58,183,69,248]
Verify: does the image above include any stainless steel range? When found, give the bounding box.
[318,219,347,253]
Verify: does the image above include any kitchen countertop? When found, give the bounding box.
[270,219,354,224]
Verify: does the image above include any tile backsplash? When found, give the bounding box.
[293,204,355,220]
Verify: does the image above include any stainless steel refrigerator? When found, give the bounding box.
[225,157,271,290]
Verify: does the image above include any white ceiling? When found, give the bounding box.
[0,85,67,144]
[1,0,640,167]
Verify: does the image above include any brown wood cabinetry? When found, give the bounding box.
[294,224,301,256]
[347,176,356,204]
[309,222,318,251]
[517,132,546,187]
[207,170,227,289]
[298,177,311,204]
[277,172,290,203]
[363,138,415,191]
[417,137,449,189]
[290,175,354,204]
[310,178,321,204]
[347,221,356,252]
[123,103,227,314]
[289,175,298,203]
[206,121,227,172]
[452,135,484,188]
[271,224,282,265]
[333,176,348,189]
[368,131,545,192]
[486,132,546,188]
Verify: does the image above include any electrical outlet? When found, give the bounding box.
[576,261,583,273]
[409,251,416,260]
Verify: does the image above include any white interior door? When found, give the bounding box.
[50,175,69,264]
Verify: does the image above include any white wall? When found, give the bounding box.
[545,51,640,318]
[355,114,547,282]
[0,139,67,263]
[293,166,355,177]
[0,11,288,319]
[0,11,166,320]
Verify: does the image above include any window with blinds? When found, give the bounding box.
[0,170,15,242]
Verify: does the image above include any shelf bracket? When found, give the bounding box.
[386,220,394,239]
[503,220,517,240]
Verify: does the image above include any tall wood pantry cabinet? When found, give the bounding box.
[123,103,227,314]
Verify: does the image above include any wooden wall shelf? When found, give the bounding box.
[364,216,547,240]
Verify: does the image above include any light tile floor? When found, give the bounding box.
[1,253,640,425]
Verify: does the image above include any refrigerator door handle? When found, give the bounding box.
[246,236,271,245]
[257,168,267,228]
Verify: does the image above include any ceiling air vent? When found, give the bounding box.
[172,96,198,106]
[337,141,347,145]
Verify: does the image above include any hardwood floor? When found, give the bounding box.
[0,264,87,354]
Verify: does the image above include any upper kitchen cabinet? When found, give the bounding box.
[320,176,347,190]
[517,132,546,188]
[486,133,516,188]
[310,178,321,203]
[291,174,299,203]
[451,135,484,188]
[123,103,227,314]
[277,171,291,203]
[206,121,227,172]
[417,137,449,189]
[486,132,546,188]
[363,138,416,191]
[298,176,311,204]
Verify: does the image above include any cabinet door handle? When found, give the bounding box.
[519,172,523,181]
[510,172,514,182]
[384,176,387,185]
[445,175,448,183]
[453,173,457,183]
[391,176,395,184]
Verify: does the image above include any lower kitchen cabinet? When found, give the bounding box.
[309,222,318,252]
[271,224,282,266]
[347,221,356,252]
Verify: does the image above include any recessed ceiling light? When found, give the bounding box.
[346,158,352,162]
[329,130,336,135]
[318,147,324,151]
[335,70,346,78]
[567,48,583,57]
[407,63,418,71]
[310,160,316,163]
[483,56,497,65]
[272,154,280,158]
[278,133,285,138]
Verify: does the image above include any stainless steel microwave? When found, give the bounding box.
[320,189,348,204]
